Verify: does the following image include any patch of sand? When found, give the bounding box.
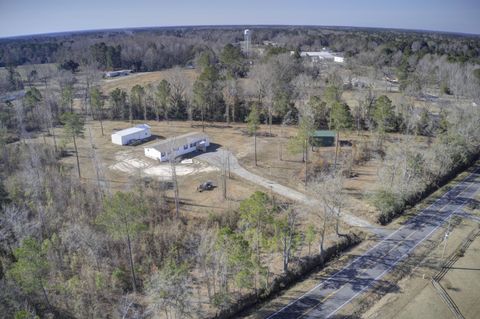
[144,164,218,180]
[109,150,218,179]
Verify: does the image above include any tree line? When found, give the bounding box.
[2,26,479,70]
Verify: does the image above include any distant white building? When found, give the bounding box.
[111,124,151,145]
[293,50,344,63]
[104,70,132,78]
[144,132,209,162]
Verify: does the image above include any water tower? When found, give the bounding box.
[243,29,251,57]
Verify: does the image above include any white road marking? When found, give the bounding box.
[325,179,479,318]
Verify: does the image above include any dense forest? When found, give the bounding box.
[1,26,480,318]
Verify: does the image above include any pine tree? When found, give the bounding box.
[96,192,147,292]
[246,103,261,166]
[8,237,52,307]
[331,101,353,169]
[60,112,85,178]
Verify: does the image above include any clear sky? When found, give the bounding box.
[0,0,479,38]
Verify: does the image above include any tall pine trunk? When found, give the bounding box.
[73,134,81,178]
[304,139,308,186]
[319,205,328,258]
[334,131,340,170]
[129,104,133,123]
[254,132,257,166]
[41,283,51,309]
[225,102,230,124]
[126,231,137,292]
[51,125,57,153]
[171,158,180,218]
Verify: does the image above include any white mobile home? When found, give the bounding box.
[144,132,210,162]
[111,124,151,145]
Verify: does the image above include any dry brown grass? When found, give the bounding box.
[99,69,197,93]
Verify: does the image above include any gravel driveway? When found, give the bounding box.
[197,148,387,236]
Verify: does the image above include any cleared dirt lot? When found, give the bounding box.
[55,119,382,221]
[57,120,272,217]
[52,116,438,227]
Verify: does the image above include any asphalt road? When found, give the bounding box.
[265,166,480,319]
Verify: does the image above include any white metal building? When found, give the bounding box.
[111,124,151,145]
[104,70,132,78]
[292,50,344,63]
[144,132,210,162]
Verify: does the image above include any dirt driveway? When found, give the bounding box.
[197,148,388,235]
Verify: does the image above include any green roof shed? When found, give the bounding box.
[310,130,336,147]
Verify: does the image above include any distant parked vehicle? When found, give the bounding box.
[197,181,215,192]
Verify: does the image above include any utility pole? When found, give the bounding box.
[270,185,274,207]
[254,132,257,166]
[441,213,453,262]
[227,147,231,178]
[304,138,308,187]
[169,139,180,219]
[222,149,227,201]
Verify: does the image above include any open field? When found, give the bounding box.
[100,68,197,93]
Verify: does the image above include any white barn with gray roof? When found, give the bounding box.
[144,132,209,162]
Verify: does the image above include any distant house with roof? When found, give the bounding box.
[144,132,210,162]
[111,124,151,145]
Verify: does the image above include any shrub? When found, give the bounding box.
[370,189,404,224]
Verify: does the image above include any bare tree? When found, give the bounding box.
[248,62,274,134]
[274,206,300,273]
[310,173,346,257]
[221,149,228,200]
[168,67,191,123]
[118,294,142,319]
[83,63,103,118]
[222,75,239,124]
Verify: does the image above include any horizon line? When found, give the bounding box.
[1,24,480,40]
